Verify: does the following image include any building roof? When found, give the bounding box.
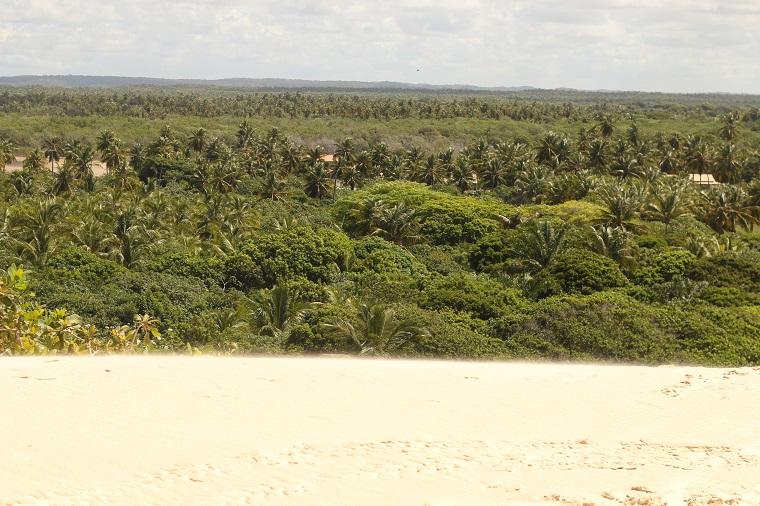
[319,154,336,163]
[688,173,719,185]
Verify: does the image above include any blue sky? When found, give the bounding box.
[1,0,758,93]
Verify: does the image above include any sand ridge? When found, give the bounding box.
[2,356,760,505]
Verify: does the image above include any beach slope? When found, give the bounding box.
[2,356,759,505]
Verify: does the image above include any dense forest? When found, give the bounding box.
[1,89,759,363]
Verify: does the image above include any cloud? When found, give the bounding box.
[0,0,757,93]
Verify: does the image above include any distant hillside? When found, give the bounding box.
[0,75,537,92]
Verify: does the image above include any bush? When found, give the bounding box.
[238,226,353,289]
[423,273,526,320]
[549,249,628,294]
[351,237,427,278]
[490,292,682,362]
[336,181,516,245]
[393,305,510,359]
[634,249,696,285]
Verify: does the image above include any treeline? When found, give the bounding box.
[1,116,759,363]
[3,87,760,123]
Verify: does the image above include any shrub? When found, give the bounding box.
[549,249,628,294]
[239,226,352,289]
[423,273,526,320]
[393,305,510,358]
[490,292,682,363]
[336,181,516,245]
[351,237,427,278]
[634,249,696,285]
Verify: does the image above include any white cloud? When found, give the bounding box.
[0,0,757,92]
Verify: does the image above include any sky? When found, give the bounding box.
[0,0,758,93]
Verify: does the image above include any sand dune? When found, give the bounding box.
[2,356,760,505]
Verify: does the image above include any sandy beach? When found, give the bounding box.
[2,356,760,505]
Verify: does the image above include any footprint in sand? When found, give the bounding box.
[661,373,708,397]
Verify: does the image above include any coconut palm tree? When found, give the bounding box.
[13,198,64,267]
[22,149,46,171]
[645,181,692,231]
[258,169,287,201]
[714,144,742,184]
[683,135,712,175]
[597,183,644,230]
[535,131,570,168]
[374,202,422,245]
[597,115,614,138]
[236,121,255,149]
[43,136,63,173]
[0,139,16,171]
[719,113,739,142]
[588,138,608,173]
[591,225,634,267]
[324,302,425,355]
[479,158,507,189]
[188,127,209,155]
[513,220,567,271]
[413,155,444,186]
[304,161,332,198]
[250,285,307,344]
[65,142,95,180]
[700,186,758,234]
[514,164,551,204]
[101,141,127,176]
[450,157,475,193]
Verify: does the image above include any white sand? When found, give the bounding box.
[4,157,108,176]
[2,356,759,505]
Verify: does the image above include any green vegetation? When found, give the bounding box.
[1,88,759,364]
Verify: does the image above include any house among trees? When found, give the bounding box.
[688,173,719,187]
[320,154,337,164]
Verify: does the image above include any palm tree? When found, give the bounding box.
[101,141,127,176]
[700,186,758,234]
[333,138,356,199]
[129,143,148,174]
[514,164,551,204]
[597,183,644,230]
[535,131,570,168]
[43,136,63,173]
[349,197,386,236]
[258,169,287,201]
[591,225,634,266]
[65,142,95,180]
[588,138,608,173]
[374,202,422,245]
[324,302,425,355]
[645,181,692,231]
[714,144,742,184]
[188,127,209,155]
[304,161,332,198]
[513,220,567,271]
[250,285,307,344]
[597,115,614,138]
[719,113,739,142]
[683,135,712,175]
[341,164,363,191]
[236,121,255,149]
[413,155,444,186]
[450,157,475,193]
[0,138,16,171]
[96,129,117,154]
[479,158,507,189]
[306,145,325,166]
[22,149,46,171]
[13,198,64,267]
